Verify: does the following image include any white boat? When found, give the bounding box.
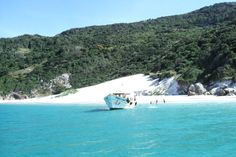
[104,92,137,110]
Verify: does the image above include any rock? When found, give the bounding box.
[21,95,28,99]
[177,84,188,95]
[227,92,235,96]
[50,73,72,94]
[210,87,217,95]
[204,92,211,95]
[195,83,207,95]
[7,92,28,100]
[167,79,180,95]
[188,91,196,96]
[188,84,195,92]
[37,73,72,95]
[150,76,192,95]
[10,92,21,99]
[28,73,72,97]
[51,73,72,89]
[29,89,39,98]
[208,81,236,96]
[215,88,226,96]
[224,88,236,95]
[208,80,232,89]
[153,77,184,95]
[188,83,207,95]
[209,87,236,96]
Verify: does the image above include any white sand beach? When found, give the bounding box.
[1,74,236,105]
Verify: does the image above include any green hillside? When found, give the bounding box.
[0,2,235,96]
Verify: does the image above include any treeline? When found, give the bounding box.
[0,2,235,95]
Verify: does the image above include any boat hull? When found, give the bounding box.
[104,95,136,110]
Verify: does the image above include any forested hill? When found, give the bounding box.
[0,2,236,96]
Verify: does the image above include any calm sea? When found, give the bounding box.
[0,102,236,157]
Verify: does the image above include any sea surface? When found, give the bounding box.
[0,102,236,157]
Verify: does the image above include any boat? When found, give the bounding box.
[104,92,137,110]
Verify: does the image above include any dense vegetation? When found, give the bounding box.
[0,2,235,96]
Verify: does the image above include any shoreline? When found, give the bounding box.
[1,74,235,106]
[1,95,236,106]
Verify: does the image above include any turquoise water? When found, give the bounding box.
[1,103,236,157]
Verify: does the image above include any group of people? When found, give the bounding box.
[150,98,165,104]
